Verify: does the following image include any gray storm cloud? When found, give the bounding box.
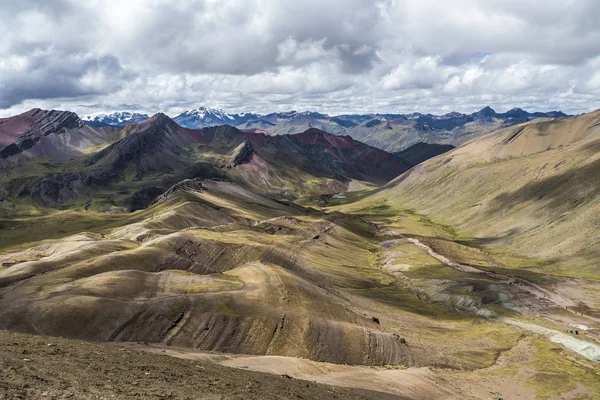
[0,0,599,116]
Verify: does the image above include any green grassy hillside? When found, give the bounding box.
[353,110,600,279]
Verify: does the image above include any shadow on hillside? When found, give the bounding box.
[455,228,522,248]
[353,285,473,321]
[581,139,600,154]
[349,203,397,221]
[488,158,600,215]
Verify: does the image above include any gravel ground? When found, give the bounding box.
[0,330,407,400]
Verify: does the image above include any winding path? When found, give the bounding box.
[383,231,600,361]
[403,236,600,324]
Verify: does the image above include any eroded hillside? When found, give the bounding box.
[1,177,599,398]
[0,180,511,367]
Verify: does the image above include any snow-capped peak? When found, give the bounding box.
[83,111,150,126]
[184,107,235,121]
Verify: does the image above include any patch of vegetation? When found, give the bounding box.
[524,339,600,399]
[477,264,559,286]
[216,295,238,318]
[172,276,244,293]
[350,285,471,320]
[171,275,244,293]
[403,264,474,280]
[0,200,175,254]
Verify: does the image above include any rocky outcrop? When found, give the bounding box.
[152,179,205,205]
[26,173,85,206]
[0,133,40,159]
[30,109,84,136]
[230,140,254,166]
[125,187,165,212]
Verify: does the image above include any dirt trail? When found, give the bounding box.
[402,235,600,324]
[502,318,600,361]
[391,234,600,361]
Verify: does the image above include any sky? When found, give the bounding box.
[1,0,600,117]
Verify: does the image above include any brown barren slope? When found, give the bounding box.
[0,330,405,400]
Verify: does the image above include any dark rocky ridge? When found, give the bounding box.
[125,186,165,212]
[152,178,205,205]
[0,133,40,159]
[18,108,83,137]
[0,111,425,208]
[230,140,255,166]
[85,116,410,190]
[85,113,196,183]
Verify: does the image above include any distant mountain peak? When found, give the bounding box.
[83,111,149,127]
[148,112,171,121]
[476,106,497,116]
[139,113,178,130]
[441,111,466,119]
[181,106,234,120]
[173,106,247,129]
[297,110,329,118]
[298,127,332,136]
[502,107,530,118]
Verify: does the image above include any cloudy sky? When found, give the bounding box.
[1,0,600,117]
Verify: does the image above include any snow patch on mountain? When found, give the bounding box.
[173,107,259,128]
[83,112,150,127]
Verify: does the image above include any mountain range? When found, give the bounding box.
[0,108,411,211]
[82,112,151,127]
[84,106,568,152]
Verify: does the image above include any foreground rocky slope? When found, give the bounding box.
[0,330,403,400]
